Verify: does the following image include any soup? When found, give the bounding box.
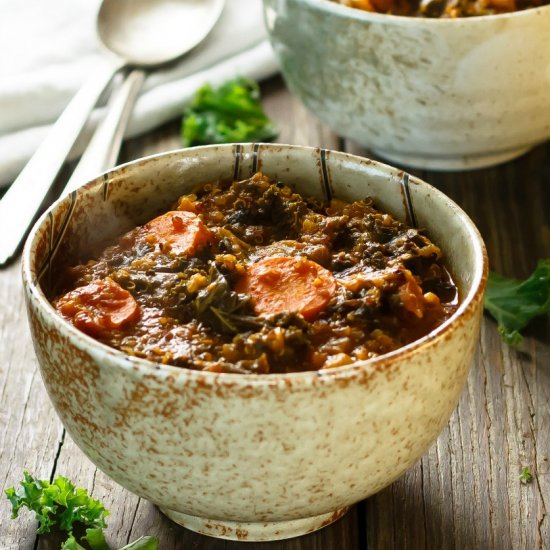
[53,173,458,374]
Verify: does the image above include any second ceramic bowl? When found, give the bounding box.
[263,0,550,170]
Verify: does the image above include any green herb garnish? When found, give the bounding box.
[484,259,550,345]
[519,466,533,484]
[182,77,277,146]
[5,471,159,550]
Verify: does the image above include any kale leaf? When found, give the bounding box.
[192,263,260,335]
[5,471,159,550]
[484,259,550,345]
[182,77,277,146]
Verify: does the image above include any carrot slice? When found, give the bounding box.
[236,256,336,321]
[54,278,140,337]
[144,211,211,256]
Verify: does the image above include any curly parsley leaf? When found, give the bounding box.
[5,471,108,535]
[182,77,277,146]
[484,259,550,345]
[5,471,159,550]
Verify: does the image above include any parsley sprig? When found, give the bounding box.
[181,77,277,147]
[484,259,550,345]
[5,471,158,550]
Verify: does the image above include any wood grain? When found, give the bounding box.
[1,75,548,550]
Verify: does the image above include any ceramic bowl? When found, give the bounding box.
[23,144,487,541]
[262,0,550,170]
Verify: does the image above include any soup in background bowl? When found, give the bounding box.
[333,0,549,18]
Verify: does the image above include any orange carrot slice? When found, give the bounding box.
[236,256,336,321]
[144,211,211,256]
[55,278,140,337]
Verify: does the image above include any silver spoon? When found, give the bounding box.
[0,0,225,266]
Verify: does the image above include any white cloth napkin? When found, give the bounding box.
[0,0,279,187]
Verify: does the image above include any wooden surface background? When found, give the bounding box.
[1,76,549,549]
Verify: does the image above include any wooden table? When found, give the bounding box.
[1,75,549,549]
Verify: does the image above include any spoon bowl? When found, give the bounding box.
[98,0,225,66]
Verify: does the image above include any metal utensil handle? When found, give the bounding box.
[0,59,123,266]
[62,68,146,196]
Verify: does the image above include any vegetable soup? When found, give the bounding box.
[53,173,459,374]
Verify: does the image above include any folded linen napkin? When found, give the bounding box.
[0,0,279,187]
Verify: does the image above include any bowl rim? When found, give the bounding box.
[290,0,550,24]
[22,143,489,388]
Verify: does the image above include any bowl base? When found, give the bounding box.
[159,505,350,541]
[370,145,532,171]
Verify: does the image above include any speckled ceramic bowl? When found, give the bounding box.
[263,0,550,170]
[23,144,487,541]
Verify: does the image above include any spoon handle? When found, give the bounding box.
[62,68,146,196]
[0,59,124,266]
